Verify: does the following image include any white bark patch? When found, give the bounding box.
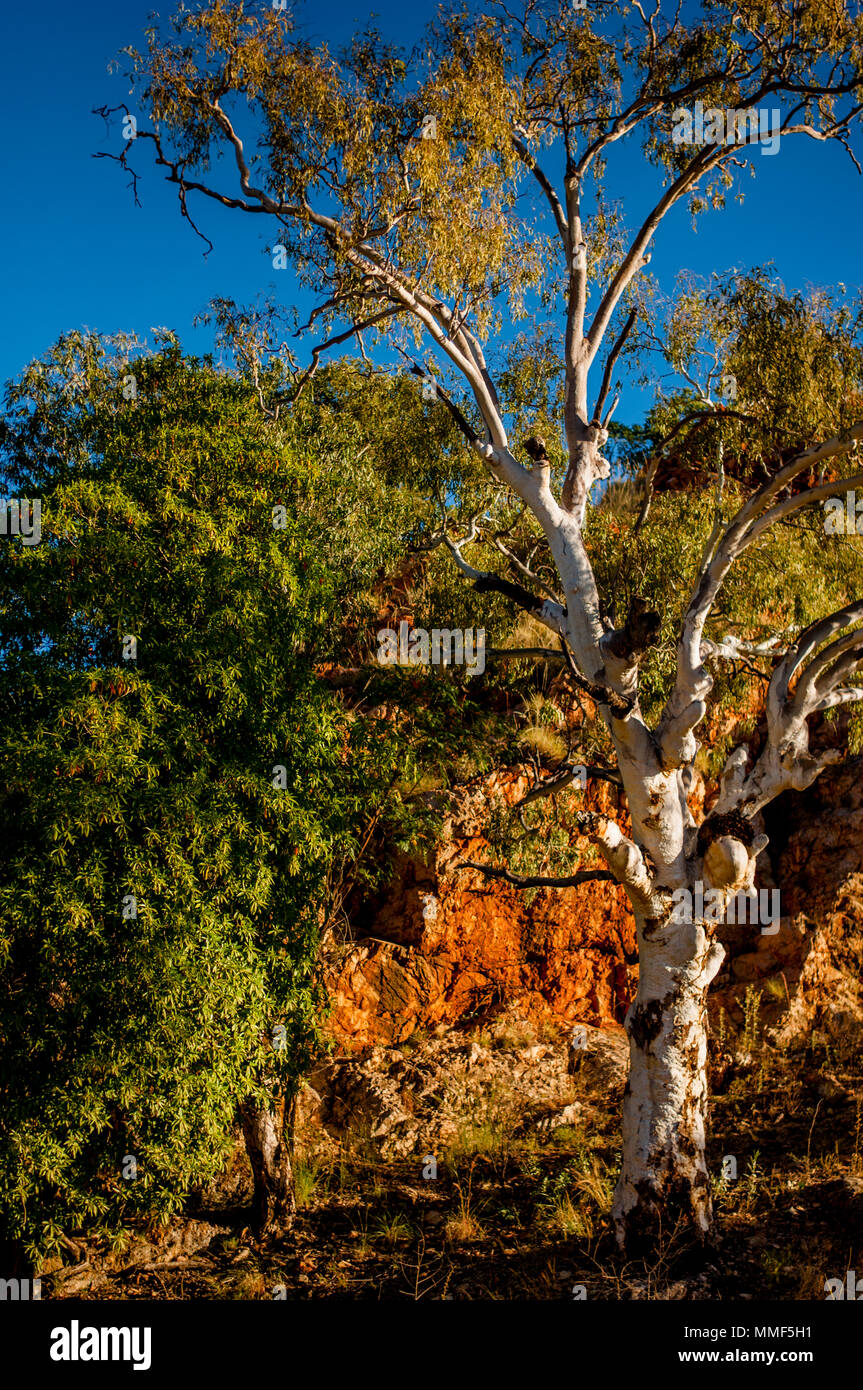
[613,912,724,1248]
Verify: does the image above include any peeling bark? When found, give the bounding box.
[613,910,725,1251]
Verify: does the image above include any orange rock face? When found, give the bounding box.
[699,759,863,1036]
[327,871,635,1046]
[326,758,863,1049]
[326,766,637,1047]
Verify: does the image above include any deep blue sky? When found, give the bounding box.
[3,0,863,426]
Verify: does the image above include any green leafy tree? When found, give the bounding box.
[0,333,423,1259]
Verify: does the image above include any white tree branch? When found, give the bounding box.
[658,429,863,769]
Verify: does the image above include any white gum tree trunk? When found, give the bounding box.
[614,908,725,1249]
[435,423,863,1254]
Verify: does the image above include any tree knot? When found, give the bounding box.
[696,810,755,858]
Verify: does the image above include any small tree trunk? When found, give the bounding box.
[612,910,725,1252]
[240,1095,296,1236]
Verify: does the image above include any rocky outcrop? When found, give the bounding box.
[325,756,863,1050]
[705,759,863,1044]
[324,768,636,1047]
[296,1014,627,1160]
[766,763,863,1047]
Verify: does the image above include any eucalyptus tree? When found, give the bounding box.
[101,0,863,1249]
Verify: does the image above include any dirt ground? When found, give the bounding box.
[43,1001,863,1303]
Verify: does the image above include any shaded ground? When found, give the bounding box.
[43,1002,863,1302]
[43,1000,861,1301]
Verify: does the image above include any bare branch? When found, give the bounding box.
[593,309,637,425]
[658,428,863,768]
[515,764,623,809]
[571,811,665,918]
[455,860,614,889]
[512,132,569,250]
[484,646,565,662]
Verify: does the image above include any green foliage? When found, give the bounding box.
[656,270,863,472]
[587,480,863,743]
[0,334,420,1258]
